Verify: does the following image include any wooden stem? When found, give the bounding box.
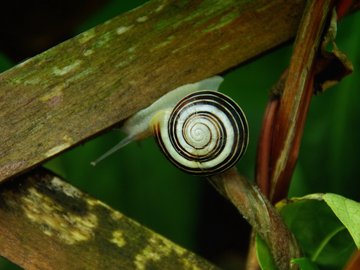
[269,0,335,203]
[209,168,301,270]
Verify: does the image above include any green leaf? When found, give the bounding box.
[280,199,355,269]
[291,257,320,270]
[255,234,278,270]
[323,193,360,248]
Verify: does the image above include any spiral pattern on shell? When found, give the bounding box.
[152,90,248,176]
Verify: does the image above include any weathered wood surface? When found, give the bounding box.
[0,0,307,182]
[0,168,218,270]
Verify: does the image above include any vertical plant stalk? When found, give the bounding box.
[255,99,278,198]
[263,0,354,204]
[209,168,301,270]
[255,69,288,197]
[267,0,335,203]
[250,0,353,268]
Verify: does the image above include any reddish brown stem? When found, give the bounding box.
[337,0,353,19]
[256,69,288,198]
[271,75,315,202]
[344,250,360,270]
[257,0,354,204]
[256,98,279,198]
[269,0,334,203]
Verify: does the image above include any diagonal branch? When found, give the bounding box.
[0,0,309,182]
[0,168,219,270]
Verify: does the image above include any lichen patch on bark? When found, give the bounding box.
[116,25,133,35]
[83,49,94,56]
[134,235,188,270]
[40,83,65,107]
[21,187,98,244]
[110,230,126,248]
[136,16,148,23]
[78,28,96,44]
[50,177,82,199]
[53,60,82,76]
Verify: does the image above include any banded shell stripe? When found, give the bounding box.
[153,90,248,176]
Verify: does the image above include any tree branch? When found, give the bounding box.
[0,168,218,270]
[1,0,308,182]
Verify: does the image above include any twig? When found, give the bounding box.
[209,168,300,270]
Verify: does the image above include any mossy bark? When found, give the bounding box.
[0,0,307,182]
[0,168,219,270]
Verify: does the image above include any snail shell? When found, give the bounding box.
[151,90,248,176]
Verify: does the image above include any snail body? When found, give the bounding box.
[91,76,224,165]
[121,76,224,140]
[91,76,248,175]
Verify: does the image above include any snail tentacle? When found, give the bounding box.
[90,135,135,166]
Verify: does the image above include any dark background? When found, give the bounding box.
[1,1,359,269]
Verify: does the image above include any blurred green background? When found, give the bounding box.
[1,1,359,269]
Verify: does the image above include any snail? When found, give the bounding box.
[91,76,249,176]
